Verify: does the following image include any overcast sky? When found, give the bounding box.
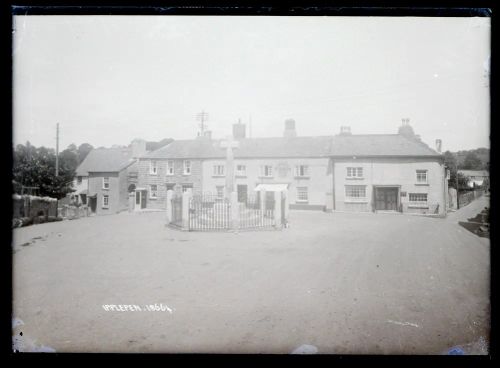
[13,16,490,152]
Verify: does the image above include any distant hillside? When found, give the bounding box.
[452,148,489,170]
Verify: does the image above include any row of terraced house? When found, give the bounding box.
[72,119,449,216]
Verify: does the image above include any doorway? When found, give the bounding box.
[237,184,248,203]
[374,187,399,211]
[135,189,147,211]
[89,196,97,214]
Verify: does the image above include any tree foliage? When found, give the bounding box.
[444,151,470,190]
[461,152,483,170]
[77,143,94,164]
[13,142,76,199]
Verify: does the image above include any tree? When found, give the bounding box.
[444,151,458,189]
[461,152,482,170]
[77,143,94,164]
[13,143,75,199]
[59,144,79,174]
[444,151,471,190]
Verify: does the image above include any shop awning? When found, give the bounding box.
[253,183,289,192]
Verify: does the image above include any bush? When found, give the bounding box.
[12,217,33,228]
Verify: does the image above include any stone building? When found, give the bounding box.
[136,119,448,215]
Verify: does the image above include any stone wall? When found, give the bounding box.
[12,194,58,219]
[137,158,203,210]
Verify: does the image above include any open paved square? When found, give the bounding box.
[12,198,490,354]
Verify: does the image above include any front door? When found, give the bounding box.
[375,187,398,211]
[89,197,97,213]
[135,190,147,211]
[237,184,248,203]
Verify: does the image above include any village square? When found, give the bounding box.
[12,118,490,354]
[11,15,490,355]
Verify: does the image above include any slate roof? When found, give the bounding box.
[76,148,135,176]
[330,134,442,158]
[143,134,442,160]
[143,136,333,159]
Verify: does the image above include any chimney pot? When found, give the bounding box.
[339,126,351,135]
[232,122,246,139]
[284,119,297,138]
[435,139,442,153]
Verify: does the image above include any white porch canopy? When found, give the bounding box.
[253,184,288,192]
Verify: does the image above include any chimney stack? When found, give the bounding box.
[131,138,147,158]
[339,126,352,135]
[232,121,246,139]
[435,139,442,153]
[284,119,297,138]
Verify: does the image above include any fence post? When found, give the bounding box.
[283,189,289,222]
[230,191,239,231]
[166,190,173,224]
[260,189,266,211]
[274,191,282,228]
[181,189,191,231]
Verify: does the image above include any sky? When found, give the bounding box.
[13,16,490,152]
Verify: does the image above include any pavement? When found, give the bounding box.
[12,199,490,354]
[447,195,489,221]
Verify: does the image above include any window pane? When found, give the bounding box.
[346,185,366,198]
[297,187,308,201]
[417,170,427,182]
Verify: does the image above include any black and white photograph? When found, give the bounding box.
[11,10,491,354]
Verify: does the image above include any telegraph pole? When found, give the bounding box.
[249,114,252,138]
[196,110,209,136]
[55,123,59,177]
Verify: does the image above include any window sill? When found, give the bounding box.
[149,197,157,200]
[294,176,310,179]
[166,174,174,176]
[212,175,225,178]
[182,174,191,176]
[408,204,429,209]
[102,188,110,191]
[258,176,274,179]
[236,175,247,178]
[344,199,369,203]
[149,173,158,176]
[102,207,109,210]
[296,201,309,204]
[346,177,364,180]
[415,183,429,186]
